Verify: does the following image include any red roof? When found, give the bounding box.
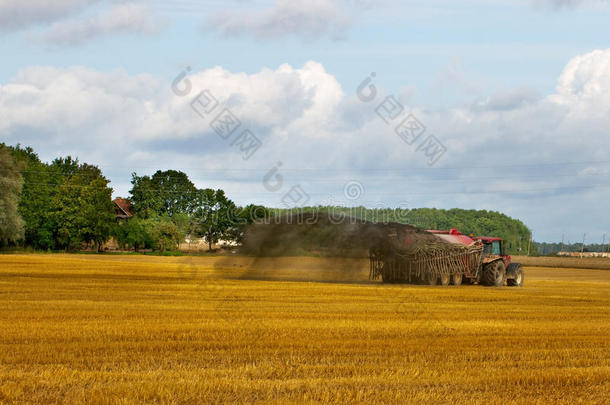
[113,198,133,218]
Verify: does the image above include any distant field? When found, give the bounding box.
[1,254,609,404]
[514,255,610,270]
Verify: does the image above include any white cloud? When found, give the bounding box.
[553,49,610,102]
[205,0,350,39]
[0,61,344,155]
[2,50,610,240]
[37,3,164,46]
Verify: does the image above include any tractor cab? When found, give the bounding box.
[478,238,503,256]
[473,236,511,267]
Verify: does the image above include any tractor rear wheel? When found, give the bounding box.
[507,265,524,287]
[439,273,450,286]
[482,261,506,287]
[451,273,463,286]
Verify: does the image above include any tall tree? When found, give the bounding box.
[8,145,55,249]
[129,173,159,218]
[192,189,236,250]
[130,170,198,217]
[0,145,25,246]
[50,163,115,251]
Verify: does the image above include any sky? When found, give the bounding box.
[1,0,610,243]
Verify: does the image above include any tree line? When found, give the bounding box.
[535,242,610,255]
[124,170,266,251]
[1,145,116,250]
[0,144,265,252]
[1,143,533,254]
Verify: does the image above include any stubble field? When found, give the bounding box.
[1,254,609,404]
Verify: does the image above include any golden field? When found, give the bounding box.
[1,254,609,404]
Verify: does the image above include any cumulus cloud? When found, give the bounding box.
[205,0,350,39]
[553,49,610,101]
[36,3,164,46]
[0,61,344,160]
[2,50,610,240]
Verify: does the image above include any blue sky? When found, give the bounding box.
[2,0,610,242]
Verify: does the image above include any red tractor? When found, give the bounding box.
[369,227,524,287]
[428,229,524,287]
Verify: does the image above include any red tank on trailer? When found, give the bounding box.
[428,228,476,246]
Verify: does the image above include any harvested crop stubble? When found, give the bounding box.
[0,254,609,404]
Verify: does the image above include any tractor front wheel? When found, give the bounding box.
[482,261,506,287]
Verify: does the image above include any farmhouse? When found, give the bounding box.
[113,197,133,220]
[100,198,134,251]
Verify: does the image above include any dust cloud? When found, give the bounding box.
[213,212,449,283]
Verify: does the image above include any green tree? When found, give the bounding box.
[50,163,115,251]
[192,189,236,250]
[116,217,152,251]
[130,170,198,218]
[0,146,25,246]
[171,212,191,242]
[150,216,182,252]
[128,173,159,218]
[50,156,80,178]
[8,145,55,249]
